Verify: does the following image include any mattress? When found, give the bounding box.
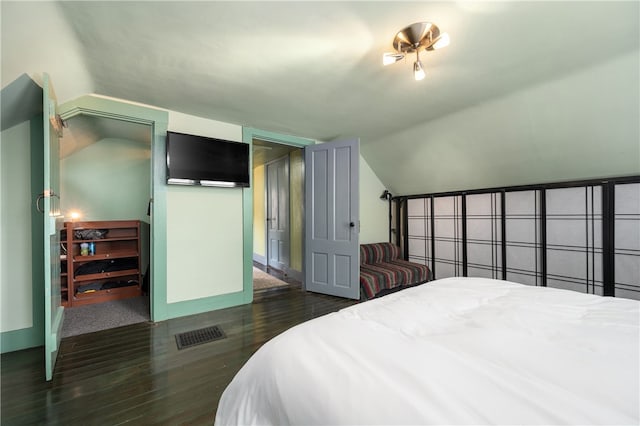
[215,277,640,425]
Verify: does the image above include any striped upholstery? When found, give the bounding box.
[360,243,400,265]
[359,243,431,300]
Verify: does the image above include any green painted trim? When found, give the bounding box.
[31,115,45,346]
[243,127,314,148]
[57,95,169,322]
[241,128,315,305]
[51,305,64,339]
[58,96,166,124]
[151,119,169,321]
[242,139,255,304]
[0,327,42,353]
[166,291,246,319]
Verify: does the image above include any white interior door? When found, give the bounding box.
[304,138,359,299]
[42,73,64,381]
[266,156,290,270]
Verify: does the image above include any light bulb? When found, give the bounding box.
[414,60,425,81]
[432,33,450,50]
[383,52,404,65]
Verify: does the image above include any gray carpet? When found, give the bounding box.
[62,271,285,337]
[253,267,290,290]
[61,296,150,338]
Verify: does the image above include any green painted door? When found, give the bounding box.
[42,74,64,381]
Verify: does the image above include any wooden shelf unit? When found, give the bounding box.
[61,220,146,307]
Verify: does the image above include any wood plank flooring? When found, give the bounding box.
[1,288,357,425]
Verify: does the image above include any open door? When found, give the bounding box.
[304,138,359,299]
[42,73,64,381]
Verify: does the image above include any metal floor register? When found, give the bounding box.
[175,325,226,350]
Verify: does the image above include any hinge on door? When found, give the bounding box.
[49,110,65,137]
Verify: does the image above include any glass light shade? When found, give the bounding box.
[432,33,450,50]
[383,53,404,65]
[414,60,425,81]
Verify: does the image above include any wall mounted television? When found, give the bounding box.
[166,131,250,188]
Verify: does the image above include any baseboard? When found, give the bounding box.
[1,325,44,354]
[285,268,303,282]
[253,253,266,265]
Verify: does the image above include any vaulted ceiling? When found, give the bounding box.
[2,1,638,190]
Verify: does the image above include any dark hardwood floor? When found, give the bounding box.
[1,288,357,425]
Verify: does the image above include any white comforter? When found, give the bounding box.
[215,277,640,425]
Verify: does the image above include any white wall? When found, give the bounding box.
[0,1,93,102]
[166,112,244,303]
[1,122,33,332]
[363,50,640,196]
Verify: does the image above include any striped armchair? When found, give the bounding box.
[360,243,431,300]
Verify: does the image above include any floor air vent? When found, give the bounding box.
[175,325,226,350]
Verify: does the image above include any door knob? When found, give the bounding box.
[349,222,355,227]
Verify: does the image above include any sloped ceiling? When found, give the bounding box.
[60,115,151,158]
[1,1,638,188]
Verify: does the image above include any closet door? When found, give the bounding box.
[466,193,502,279]
[614,183,640,300]
[546,186,603,295]
[504,190,543,286]
[42,74,64,381]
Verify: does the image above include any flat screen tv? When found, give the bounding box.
[166,131,250,188]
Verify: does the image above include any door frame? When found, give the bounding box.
[265,154,290,272]
[242,128,314,299]
[58,95,169,321]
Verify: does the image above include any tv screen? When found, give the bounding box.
[166,131,250,188]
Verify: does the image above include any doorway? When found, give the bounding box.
[58,114,152,337]
[266,156,290,271]
[252,139,304,291]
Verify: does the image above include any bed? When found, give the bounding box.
[214,277,640,425]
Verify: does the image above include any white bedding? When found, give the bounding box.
[215,277,640,425]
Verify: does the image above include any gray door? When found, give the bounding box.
[42,74,64,381]
[267,156,290,271]
[304,138,359,299]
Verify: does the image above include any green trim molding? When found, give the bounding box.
[241,127,314,304]
[166,291,246,319]
[58,95,170,321]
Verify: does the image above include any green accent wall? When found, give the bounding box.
[1,96,386,351]
[0,117,45,353]
[60,138,151,222]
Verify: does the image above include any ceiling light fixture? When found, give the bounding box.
[383,22,449,81]
[414,51,426,81]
